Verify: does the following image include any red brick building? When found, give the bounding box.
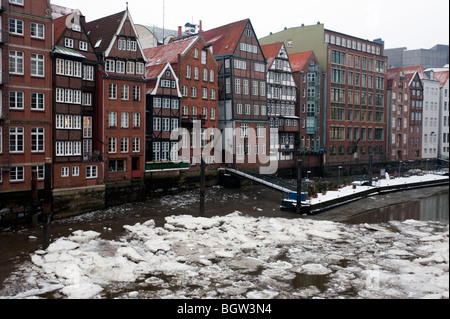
[200,19,269,171]
[1,0,53,192]
[86,8,147,183]
[51,11,103,189]
[387,68,424,161]
[144,35,219,171]
[289,51,323,154]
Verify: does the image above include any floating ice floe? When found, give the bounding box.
[0,212,448,299]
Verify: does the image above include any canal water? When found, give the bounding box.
[0,184,448,298]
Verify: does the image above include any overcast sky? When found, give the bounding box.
[53,0,449,50]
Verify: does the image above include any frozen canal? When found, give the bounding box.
[0,185,448,299]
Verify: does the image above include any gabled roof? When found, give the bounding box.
[144,36,199,67]
[289,51,314,72]
[146,62,182,97]
[86,10,126,54]
[85,9,147,61]
[200,19,249,56]
[53,14,70,41]
[261,42,283,70]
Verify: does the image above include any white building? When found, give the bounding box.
[421,73,441,159]
[426,68,449,160]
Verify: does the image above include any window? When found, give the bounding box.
[9,18,23,35]
[121,85,130,100]
[132,138,140,153]
[9,91,24,109]
[10,167,24,182]
[109,137,117,154]
[109,83,117,99]
[61,167,70,178]
[56,59,65,75]
[109,160,127,172]
[72,167,80,177]
[153,117,161,131]
[31,127,45,153]
[116,61,125,74]
[31,23,45,39]
[86,166,98,179]
[9,51,24,74]
[133,86,141,101]
[65,60,73,76]
[121,112,129,128]
[109,112,117,127]
[0,127,2,154]
[162,118,170,131]
[9,127,24,153]
[79,41,88,51]
[83,117,92,138]
[126,61,135,75]
[201,50,207,65]
[133,113,141,128]
[74,62,82,77]
[136,63,145,75]
[121,138,129,153]
[105,60,115,72]
[65,38,74,48]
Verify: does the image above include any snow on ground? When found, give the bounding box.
[308,174,449,206]
[1,211,448,299]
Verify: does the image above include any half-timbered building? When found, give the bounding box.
[261,42,298,172]
[200,19,269,170]
[51,10,103,189]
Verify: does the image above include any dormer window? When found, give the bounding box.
[72,24,81,32]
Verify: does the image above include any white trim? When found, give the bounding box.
[104,10,148,62]
[150,62,182,98]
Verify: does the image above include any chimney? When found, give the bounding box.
[178,26,182,38]
[199,20,203,32]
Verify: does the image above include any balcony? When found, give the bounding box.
[181,115,206,126]
[145,161,189,172]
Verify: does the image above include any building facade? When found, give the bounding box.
[51,11,103,189]
[387,68,424,162]
[429,69,449,160]
[261,42,297,171]
[1,0,53,192]
[200,19,269,171]
[289,50,322,155]
[144,35,219,172]
[260,24,388,168]
[86,9,147,183]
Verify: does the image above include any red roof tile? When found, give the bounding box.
[200,19,249,56]
[261,42,283,70]
[144,36,198,67]
[433,70,449,87]
[289,51,314,72]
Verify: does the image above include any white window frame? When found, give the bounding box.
[31,23,45,39]
[86,166,98,179]
[31,127,45,153]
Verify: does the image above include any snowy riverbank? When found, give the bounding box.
[1,211,448,299]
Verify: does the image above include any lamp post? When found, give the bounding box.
[338,166,342,187]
